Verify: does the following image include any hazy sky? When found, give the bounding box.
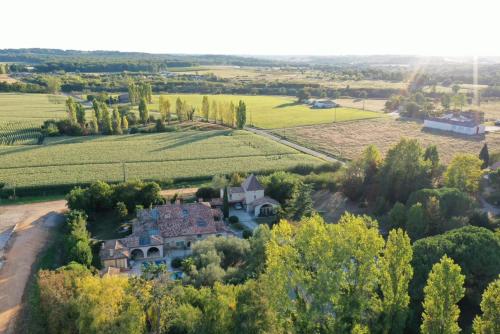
[3,0,499,56]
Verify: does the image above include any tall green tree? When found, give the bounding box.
[201,96,210,121]
[66,97,77,124]
[378,138,431,203]
[380,229,413,334]
[138,98,149,124]
[444,154,483,193]
[421,255,465,334]
[479,143,490,169]
[175,97,184,123]
[288,182,314,221]
[75,102,86,125]
[236,100,247,129]
[112,109,122,135]
[210,100,218,123]
[158,95,171,123]
[222,186,229,218]
[473,275,500,334]
[101,105,112,135]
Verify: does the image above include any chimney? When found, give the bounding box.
[109,249,114,257]
[175,198,181,205]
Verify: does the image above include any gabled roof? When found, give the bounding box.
[242,174,264,191]
[100,240,130,260]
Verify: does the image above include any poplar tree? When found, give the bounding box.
[380,229,413,334]
[473,275,500,334]
[122,116,129,131]
[66,97,77,124]
[202,96,210,121]
[139,98,149,124]
[112,109,122,135]
[236,100,247,129]
[211,100,218,123]
[421,255,465,334]
[176,97,183,123]
[76,103,86,125]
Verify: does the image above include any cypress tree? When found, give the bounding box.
[223,186,229,218]
[479,143,489,169]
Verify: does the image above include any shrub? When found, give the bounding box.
[115,202,128,220]
[228,216,239,224]
[171,257,183,269]
[242,229,253,239]
[196,187,219,200]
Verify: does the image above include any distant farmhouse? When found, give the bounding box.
[100,202,231,269]
[304,99,338,109]
[219,174,280,216]
[424,111,485,135]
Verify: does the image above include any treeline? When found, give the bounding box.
[28,213,500,334]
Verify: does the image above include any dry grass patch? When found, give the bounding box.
[279,118,500,164]
[0,74,17,83]
[336,98,387,112]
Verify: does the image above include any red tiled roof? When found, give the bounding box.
[242,174,263,191]
[134,203,227,239]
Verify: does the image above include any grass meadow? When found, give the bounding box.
[147,94,383,129]
[274,118,500,164]
[0,130,322,188]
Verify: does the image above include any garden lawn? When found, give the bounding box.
[147,94,384,129]
[0,130,323,188]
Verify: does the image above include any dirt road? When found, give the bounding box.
[0,200,66,334]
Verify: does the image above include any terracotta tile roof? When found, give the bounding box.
[249,196,280,209]
[100,239,130,260]
[242,174,264,191]
[134,203,227,239]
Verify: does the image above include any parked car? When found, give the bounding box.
[494,120,500,126]
[234,203,243,210]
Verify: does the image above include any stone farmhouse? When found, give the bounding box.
[100,202,231,269]
[221,174,280,216]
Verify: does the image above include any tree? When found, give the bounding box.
[287,182,315,220]
[112,109,122,135]
[452,84,461,95]
[210,100,218,123]
[174,97,183,123]
[441,93,451,110]
[222,186,229,218]
[65,211,92,266]
[115,201,128,220]
[479,143,490,169]
[360,90,368,110]
[259,171,301,206]
[76,103,86,125]
[236,100,247,129]
[453,93,467,111]
[76,275,145,334]
[37,263,92,334]
[444,154,483,193]
[406,202,426,240]
[411,226,500,307]
[201,96,210,121]
[380,229,413,334]
[128,82,138,105]
[101,105,112,135]
[473,275,500,334]
[45,76,61,94]
[138,98,149,125]
[387,202,407,230]
[264,214,384,332]
[158,95,171,123]
[378,138,431,203]
[66,97,77,124]
[122,115,128,131]
[420,255,465,334]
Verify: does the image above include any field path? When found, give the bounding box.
[0,200,66,334]
[244,126,344,164]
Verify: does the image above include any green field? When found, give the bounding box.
[0,93,67,124]
[0,130,322,188]
[147,94,384,129]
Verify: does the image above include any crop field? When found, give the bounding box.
[274,118,500,164]
[0,93,67,124]
[0,121,43,145]
[147,94,383,129]
[0,130,323,188]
